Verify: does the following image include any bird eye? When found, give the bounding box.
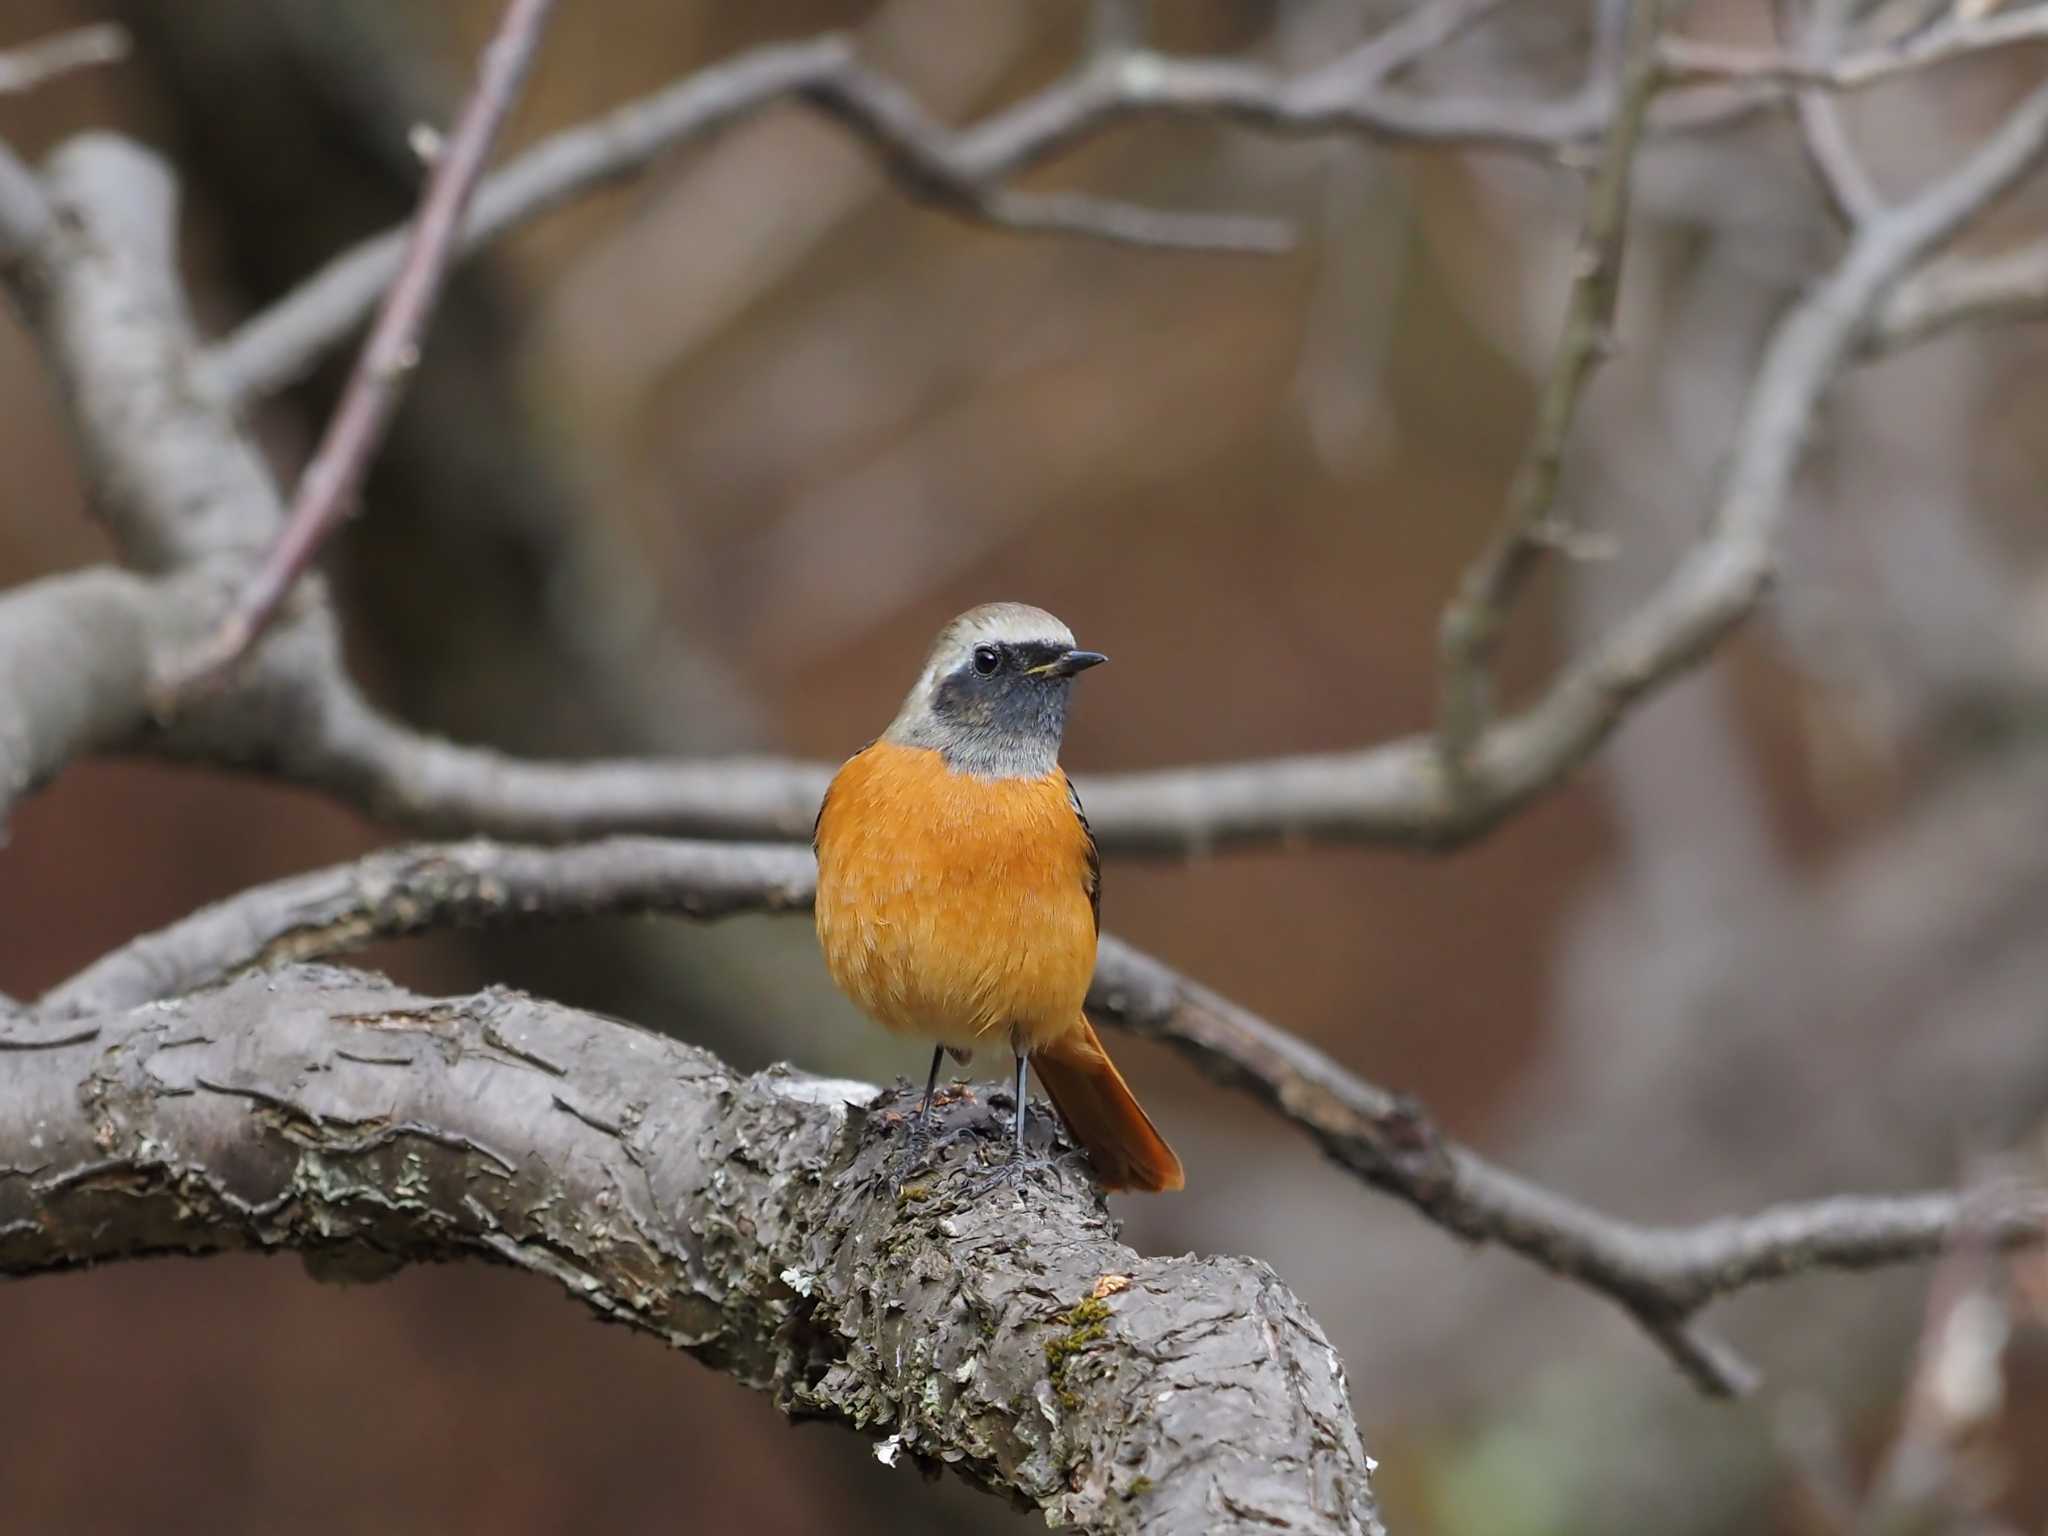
[972,644,1001,676]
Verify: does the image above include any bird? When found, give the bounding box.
[812,602,1183,1193]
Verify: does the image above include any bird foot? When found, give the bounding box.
[965,1148,1083,1198]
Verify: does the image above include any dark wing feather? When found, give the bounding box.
[813,741,874,852]
[1065,774,1101,935]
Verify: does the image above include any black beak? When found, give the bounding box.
[1049,648,1107,678]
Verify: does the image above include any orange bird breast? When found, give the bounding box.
[813,741,1097,1055]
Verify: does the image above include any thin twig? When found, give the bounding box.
[1777,0,1886,226]
[41,835,2048,1396]
[1662,4,2048,88]
[0,24,127,96]
[1435,0,1665,786]
[199,20,1799,407]
[8,34,2048,864]
[168,0,560,696]
[1867,236,2048,351]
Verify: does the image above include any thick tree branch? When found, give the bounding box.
[178,0,559,687]
[0,965,1381,1535]
[43,836,2047,1397]
[13,137,279,568]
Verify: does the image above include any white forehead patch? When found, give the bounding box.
[931,602,1075,663]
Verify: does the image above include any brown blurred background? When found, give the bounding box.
[5,2,2048,1532]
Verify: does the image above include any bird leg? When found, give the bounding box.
[914,1044,945,1136]
[966,1051,1077,1195]
[885,1045,948,1184]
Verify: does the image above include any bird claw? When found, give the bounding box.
[965,1148,1081,1199]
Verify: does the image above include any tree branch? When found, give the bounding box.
[199,16,1805,407]
[1776,0,1887,226]
[43,836,2047,1397]
[3,45,2046,869]
[0,23,127,96]
[1867,236,2048,352]
[1435,0,1663,785]
[176,0,560,689]
[17,136,282,568]
[0,964,1381,1535]
[0,569,206,813]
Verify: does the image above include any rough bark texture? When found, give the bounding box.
[0,964,1381,1536]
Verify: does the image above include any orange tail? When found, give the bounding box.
[1031,1018,1184,1193]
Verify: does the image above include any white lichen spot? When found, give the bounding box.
[873,1434,903,1468]
[951,1356,978,1385]
[408,122,444,163]
[767,1075,883,1110]
[1035,1380,1061,1426]
[779,1266,816,1297]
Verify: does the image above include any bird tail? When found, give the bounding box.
[1032,1017,1184,1193]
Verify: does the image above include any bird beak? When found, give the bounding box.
[1039,648,1107,678]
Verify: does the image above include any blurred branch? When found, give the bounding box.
[1775,0,1887,225]
[2,73,2047,856]
[1436,0,1663,786]
[202,8,1846,407]
[0,569,203,814]
[172,0,559,692]
[0,23,127,95]
[1869,236,2048,351]
[1346,0,1521,82]
[0,965,1381,1535]
[43,836,2048,1396]
[1663,3,2048,87]
[199,34,1293,405]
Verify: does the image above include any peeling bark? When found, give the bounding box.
[0,965,1381,1535]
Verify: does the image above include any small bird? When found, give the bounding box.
[813,603,1183,1193]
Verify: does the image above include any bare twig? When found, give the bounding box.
[1435,0,1664,785]
[1868,236,2048,351]
[1340,0,1523,84]
[6,965,1382,1536]
[4,48,2046,870]
[1663,4,2048,88]
[198,35,1294,404]
[43,835,2048,1396]
[171,0,560,693]
[1776,0,1887,226]
[0,23,127,96]
[200,21,1800,407]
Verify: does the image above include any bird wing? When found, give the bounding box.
[1064,772,1100,935]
